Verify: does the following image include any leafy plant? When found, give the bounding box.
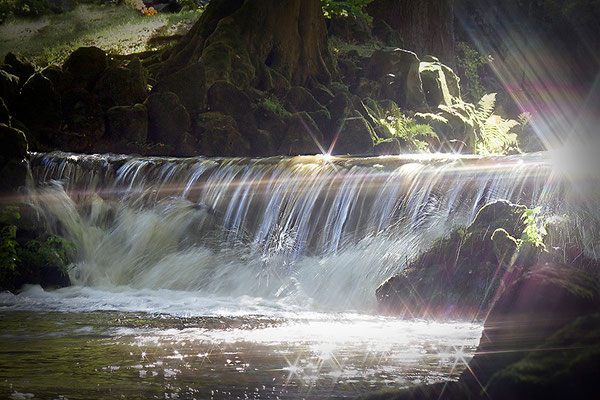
[456,41,487,102]
[438,93,520,155]
[321,0,374,20]
[260,94,291,118]
[520,206,547,251]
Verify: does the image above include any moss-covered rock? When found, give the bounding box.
[284,86,328,114]
[0,123,27,161]
[327,91,354,123]
[152,62,206,117]
[330,111,375,155]
[278,111,324,155]
[372,19,403,48]
[485,313,600,400]
[366,48,426,109]
[462,264,600,395]
[60,87,105,142]
[0,69,20,110]
[146,91,190,148]
[0,97,9,125]
[327,15,372,43]
[18,73,61,132]
[93,58,148,109]
[376,200,529,320]
[419,61,459,107]
[106,104,148,144]
[207,80,252,117]
[194,111,250,156]
[62,46,108,90]
[4,52,35,84]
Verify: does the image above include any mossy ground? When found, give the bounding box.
[0,4,201,67]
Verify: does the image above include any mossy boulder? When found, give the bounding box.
[372,19,403,47]
[284,86,328,114]
[146,91,190,148]
[0,69,20,109]
[376,200,529,320]
[60,88,105,141]
[0,123,28,192]
[327,91,354,122]
[106,104,148,144]
[419,61,460,107]
[366,48,426,109]
[463,264,600,395]
[62,46,108,90]
[194,111,250,157]
[278,111,324,155]
[0,123,27,161]
[4,52,35,84]
[330,112,375,155]
[207,80,252,118]
[152,62,206,117]
[0,97,9,125]
[93,58,148,109]
[309,82,335,106]
[18,73,61,132]
[485,313,600,400]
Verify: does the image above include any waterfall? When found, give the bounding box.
[26,151,561,311]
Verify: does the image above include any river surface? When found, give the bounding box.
[0,287,481,399]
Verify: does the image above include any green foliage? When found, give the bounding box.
[519,206,547,251]
[376,103,438,152]
[456,41,487,102]
[439,93,520,155]
[0,206,20,282]
[18,236,75,275]
[260,94,291,118]
[0,205,75,291]
[321,0,373,20]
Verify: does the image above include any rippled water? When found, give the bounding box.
[0,288,481,399]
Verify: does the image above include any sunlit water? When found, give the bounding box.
[0,152,565,398]
[0,288,482,399]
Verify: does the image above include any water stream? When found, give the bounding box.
[0,151,562,399]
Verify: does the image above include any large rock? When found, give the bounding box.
[330,112,375,155]
[0,70,20,109]
[376,200,528,319]
[194,111,250,157]
[0,97,9,125]
[4,53,35,84]
[485,313,600,400]
[62,46,108,90]
[463,264,600,393]
[278,112,324,155]
[284,86,328,114]
[18,73,61,132]
[366,48,427,109]
[419,61,460,107]
[93,58,147,109]
[152,62,206,117]
[207,80,252,118]
[146,91,190,147]
[106,104,148,144]
[61,88,105,140]
[0,123,28,191]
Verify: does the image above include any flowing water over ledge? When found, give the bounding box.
[1,151,564,398]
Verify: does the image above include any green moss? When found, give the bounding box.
[0,205,74,291]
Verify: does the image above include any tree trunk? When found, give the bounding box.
[367,0,456,66]
[159,0,335,90]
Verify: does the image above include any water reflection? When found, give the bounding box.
[0,311,481,399]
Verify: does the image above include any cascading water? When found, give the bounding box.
[26,151,559,310]
[1,151,564,399]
